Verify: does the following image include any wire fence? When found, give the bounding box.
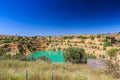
[0,59,120,80]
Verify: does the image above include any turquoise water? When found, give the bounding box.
[28,50,64,62]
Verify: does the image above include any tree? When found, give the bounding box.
[63,47,87,63]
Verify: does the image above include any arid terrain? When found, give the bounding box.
[0,33,120,80]
[0,33,120,59]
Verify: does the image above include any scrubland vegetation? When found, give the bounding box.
[0,47,120,80]
[0,60,118,80]
[0,33,120,80]
[0,33,120,59]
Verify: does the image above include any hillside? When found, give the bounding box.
[0,33,120,59]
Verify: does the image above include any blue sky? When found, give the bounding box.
[0,0,120,36]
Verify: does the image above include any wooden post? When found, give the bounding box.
[26,70,28,80]
[51,71,54,80]
[24,47,28,80]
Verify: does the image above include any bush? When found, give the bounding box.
[105,36,109,39]
[12,54,26,60]
[80,40,84,43]
[63,47,87,63]
[103,38,108,42]
[3,38,13,43]
[103,36,111,47]
[74,43,77,46]
[58,47,61,50]
[77,36,87,39]
[97,34,101,38]
[63,36,74,39]
[103,47,106,50]
[17,36,23,41]
[107,49,117,59]
[106,48,120,78]
[99,55,105,59]
[87,54,96,59]
[90,35,94,40]
[67,40,70,43]
[104,41,111,47]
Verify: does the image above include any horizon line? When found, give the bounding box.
[0,32,119,37]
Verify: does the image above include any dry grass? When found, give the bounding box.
[0,60,119,80]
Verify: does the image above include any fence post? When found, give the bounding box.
[26,70,28,80]
[51,71,54,80]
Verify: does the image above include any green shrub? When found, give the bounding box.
[12,54,26,60]
[87,54,96,59]
[77,36,87,39]
[100,43,102,45]
[94,46,97,49]
[3,38,13,43]
[97,34,101,38]
[107,48,117,59]
[104,41,111,47]
[103,36,112,47]
[90,35,95,40]
[67,40,70,43]
[105,36,109,39]
[106,48,120,78]
[89,42,92,44]
[74,43,77,46]
[99,55,105,59]
[17,36,23,41]
[103,47,106,50]
[18,45,25,54]
[103,38,108,42]
[69,44,72,47]
[63,47,87,63]
[58,47,61,50]
[63,36,74,39]
[80,40,84,43]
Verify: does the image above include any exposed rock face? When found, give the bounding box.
[0,33,120,58]
[0,35,47,56]
[9,42,19,55]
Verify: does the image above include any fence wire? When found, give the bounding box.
[0,59,120,80]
